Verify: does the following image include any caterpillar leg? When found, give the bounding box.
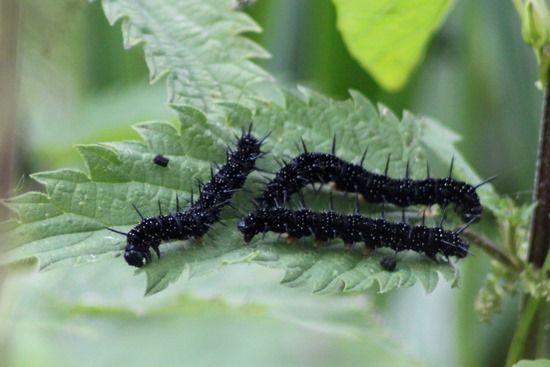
[380,255,397,272]
[425,252,439,263]
[313,238,326,249]
[343,242,353,252]
[285,234,298,245]
[152,244,161,258]
[361,244,374,257]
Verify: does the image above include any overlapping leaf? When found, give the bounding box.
[101,0,283,113]
[333,0,455,91]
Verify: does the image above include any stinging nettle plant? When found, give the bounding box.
[2,0,550,365]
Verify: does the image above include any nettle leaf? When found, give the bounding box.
[101,0,284,113]
[3,88,498,295]
[7,262,427,367]
[333,0,455,91]
[3,0,500,296]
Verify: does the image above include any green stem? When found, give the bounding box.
[507,221,518,259]
[505,296,543,366]
[463,230,523,271]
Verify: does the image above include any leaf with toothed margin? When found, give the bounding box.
[2,88,495,295]
[3,0,502,295]
[100,0,284,114]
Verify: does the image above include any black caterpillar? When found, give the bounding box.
[255,141,492,222]
[108,127,266,267]
[238,207,472,261]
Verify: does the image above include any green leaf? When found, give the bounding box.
[514,0,550,87]
[29,84,172,168]
[3,0,500,296]
[101,0,284,113]
[2,88,497,295]
[513,360,550,367]
[333,0,454,91]
[4,262,428,367]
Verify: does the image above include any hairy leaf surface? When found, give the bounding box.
[101,0,283,113]
[3,0,499,295]
[3,88,497,294]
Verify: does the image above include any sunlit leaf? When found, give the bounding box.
[333,0,455,91]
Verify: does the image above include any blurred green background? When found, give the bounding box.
[1,0,541,366]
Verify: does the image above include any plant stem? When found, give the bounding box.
[463,230,523,271]
[505,295,542,367]
[506,82,550,365]
[529,85,550,268]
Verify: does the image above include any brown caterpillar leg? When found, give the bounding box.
[380,256,397,272]
[284,234,297,245]
[343,242,353,252]
[362,245,374,257]
[314,238,326,249]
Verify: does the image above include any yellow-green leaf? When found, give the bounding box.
[333,0,454,91]
[513,359,550,367]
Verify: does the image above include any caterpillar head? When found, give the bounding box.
[238,210,265,243]
[107,226,154,267]
[457,186,482,222]
[454,181,484,222]
[124,244,151,267]
[440,230,469,258]
[459,205,482,223]
[124,226,160,267]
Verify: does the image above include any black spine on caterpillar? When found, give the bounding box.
[237,207,470,261]
[255,152,485,222]
[119,129,265,268]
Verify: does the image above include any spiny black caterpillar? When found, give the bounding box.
[238,207,473,263]
[255,139,494,222]
[108,127,267,267]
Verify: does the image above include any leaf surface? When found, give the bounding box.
[3,89,496,295]
[333,0,454,91]
[101,0,283,113]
